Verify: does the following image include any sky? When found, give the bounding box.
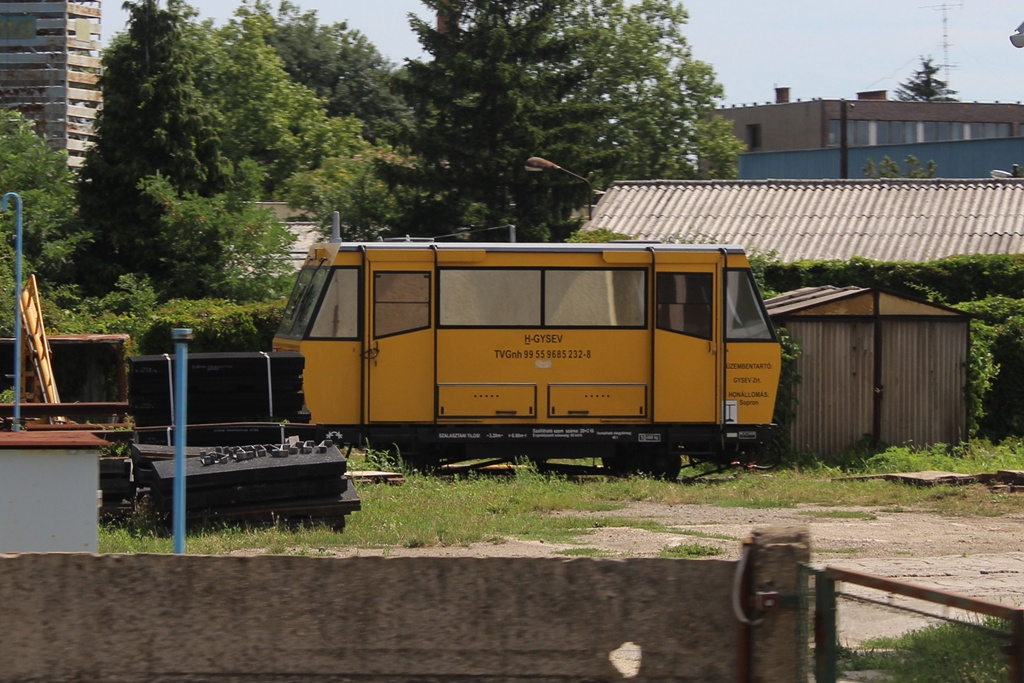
[103,1,1024,106]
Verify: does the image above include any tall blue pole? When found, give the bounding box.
[172,328,192,554]
[2,193,23,431]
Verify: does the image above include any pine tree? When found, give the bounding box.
[77,0,230,295]
[385,0,610,242]
[895,57,958,102]
[384,0,741,242]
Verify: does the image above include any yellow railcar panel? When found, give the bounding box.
[438,384,537,418]
[436,250,487,263]
[725,343,782,425]
[548,384,646,418]
[436,329,650,422]
[363,250,434,263]
[296,340,362,424]
[655,252,725,265]
[653,332,718,423]
[602,250,652,264]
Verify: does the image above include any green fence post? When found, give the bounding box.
[815,570,837,683]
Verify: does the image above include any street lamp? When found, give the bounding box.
[1011,20,1024,47]
[525,156,593,221]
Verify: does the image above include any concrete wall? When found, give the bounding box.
[1,528,809,682]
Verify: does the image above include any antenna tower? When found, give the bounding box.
[922,3,962,85]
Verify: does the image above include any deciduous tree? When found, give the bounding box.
[266,1,411,141]
[570,0,744,180]
[0,112,86,290]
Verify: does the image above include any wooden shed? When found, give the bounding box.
[764,286,969,458]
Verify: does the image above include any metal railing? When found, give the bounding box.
[812,565,1024,682]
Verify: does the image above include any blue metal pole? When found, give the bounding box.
[2,193,23,431]
[172,328,192,554]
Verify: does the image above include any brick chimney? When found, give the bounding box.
[775,87,791,104]
[856,90,887,101]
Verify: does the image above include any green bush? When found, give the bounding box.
[135,298,287,354]
[765,253,1024,305]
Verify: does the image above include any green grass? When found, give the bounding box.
[845,618,1011,682]
[677,529,739,541]
[798,510,878,520]
[658,542,724,558]
[555,547,619,558]
[99,441,1024,555]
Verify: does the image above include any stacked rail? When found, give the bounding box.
[128,352,309,427]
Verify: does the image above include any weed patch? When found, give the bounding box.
[659,543,724,558]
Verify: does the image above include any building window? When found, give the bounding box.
[855,120,870,146]
[746,124,761,150]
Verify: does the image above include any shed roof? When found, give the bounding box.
[764,286,967,318]
[590,178,1024,262]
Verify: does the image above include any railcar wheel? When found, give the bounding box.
[601,445,636,477]
[638,449,681,481]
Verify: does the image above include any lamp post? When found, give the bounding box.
[172,327,192,554]
[525,156,594,221]
[2,193,23,431]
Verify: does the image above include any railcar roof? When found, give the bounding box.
[317,241,747,254]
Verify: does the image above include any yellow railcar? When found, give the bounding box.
[273,241,781,477]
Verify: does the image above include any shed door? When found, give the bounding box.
[879,319,967,447]
[787,320,874,456]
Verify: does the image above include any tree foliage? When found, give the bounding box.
[895,57,957,102]
[265,1,411,141]
[384,0,606,242]
[386,0,741,241]
[862,155,937,178]
[138,164,294,301]
[570,0,744,180]
[0,112,86,289]
[77,0,231,296]
[202,1,367,195]
[283,151,403,241]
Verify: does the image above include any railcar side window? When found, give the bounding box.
[656,273,712,339]
[545,270,645,327]
[309,268,360,339]
[374,272,430,338]
[439,269,541,326]
[277,264,330,339]
[725,270,774,341]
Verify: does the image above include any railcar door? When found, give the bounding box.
[274,253,363,426]
[653,255,722,424]
[364,250,435,423]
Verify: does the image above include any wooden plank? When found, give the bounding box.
[835,470,977,486]
[0,402,129,418]
[347,470,406,485]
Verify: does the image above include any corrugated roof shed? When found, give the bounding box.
[590,178,1024,262]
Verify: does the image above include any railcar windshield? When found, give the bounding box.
[724,270,775,341]
[277,262,334,339]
